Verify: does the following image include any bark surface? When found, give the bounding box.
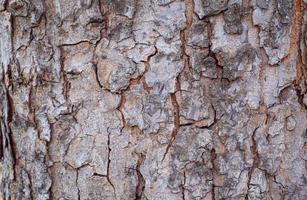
[0,0,307,199]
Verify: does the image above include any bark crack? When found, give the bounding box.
[181,171,186,200]
[245,127,260,199]
[59,47,70,100]
[106,128,116,193]
[290,0,306,82]
[162,92,180,161]
[135,153,146,200]
[161,0,194,162]
[76,168,81,200]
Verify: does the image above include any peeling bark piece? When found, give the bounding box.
[146,52,184,99]
[186,19,210,48]
[168,126,213,198]
[68,65,101,104]
[252,1,294,65]
[215,44,256,81]
[91,134,109,175]
[189,50,219,79]
[13,17,31,50]
[108,64,136,93]
[108,128,139,199]
[63,42,94,73]
[122,84,172,133]
[126,44,156,63]
[156,37,181,55]
[46,0,103,45]
[75,108,123,136]
[210,14,253,55]
[65,136,94,168]
[172,126,213,164]
[30,160,52,200]
[194,0,228,19]
[49,115,79,163]
[176,82,214,127]
[122,85,146,129]
[96,48,136,92]
[29,0,45,25]
[77,166,116,200]
[262,62,296,107]
[133,21,160,45]
[152,0,174,6]
[7,0,28,16]
[223,3,243,34]
[107,0,136,19]
[0,12,12,67]
[285,115,296,131]
[108,19,133,42]
[50,163,79,200]
[184,162,213,200]
[303,94,307,107]
[153,1,186,39]
[201,56,219,78]
[8,113,52,200]
[32,39,55,77]
[36,112,51,142]
[277,0,293,24]
[11,169,32,200]
[0,0,6,11]
[256,0,269,9]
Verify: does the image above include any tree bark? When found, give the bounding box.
[0,0,306,199]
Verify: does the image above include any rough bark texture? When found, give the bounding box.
[0,0,307,199]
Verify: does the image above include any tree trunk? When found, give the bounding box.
[0,0,306,199]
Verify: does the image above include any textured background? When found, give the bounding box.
[0,0,307,199]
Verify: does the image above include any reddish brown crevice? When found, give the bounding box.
[289,0,306,82]
[245,127,260,199]
[179,0,194,74]
[206,18,224,80]
[141,46,158,88]
[180,103,216,128]
[126,47,157,92]
[162,0,194,162]
[171,91,180,135]
[162,91,180,161]
[117,92,127,128]
[135,153,146,200]
[59,47,70,100]
[98,0,110,37]
[93,63,103,88]
[288,0,306,110]
[180,28,191,74]
[97,0,107,31]
[184,0,194,29]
